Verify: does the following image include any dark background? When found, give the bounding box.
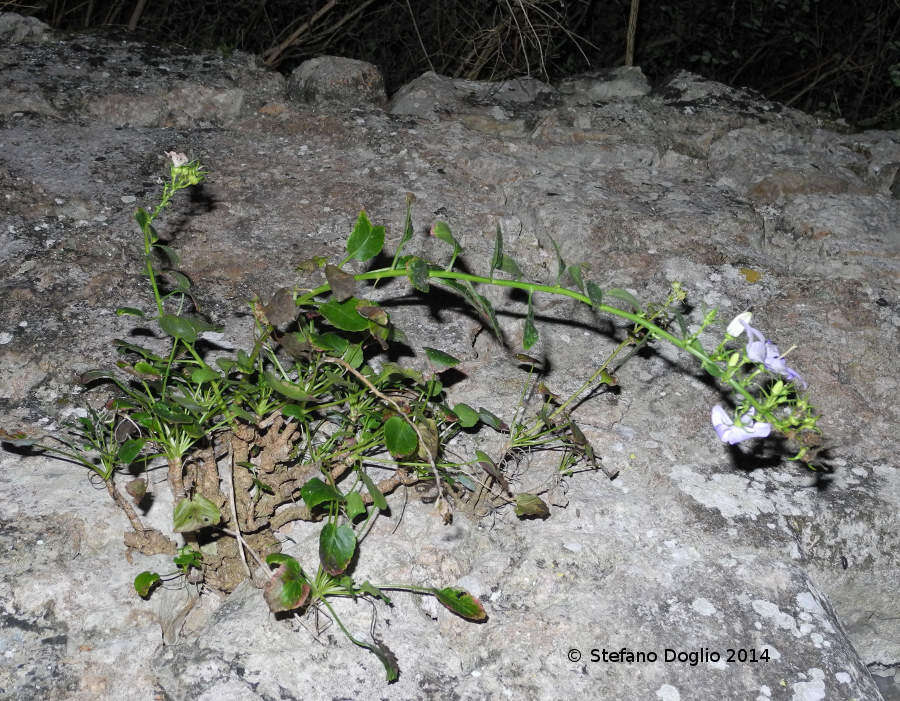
[6,0,899,129]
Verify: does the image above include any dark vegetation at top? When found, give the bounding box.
[7,0,899,129]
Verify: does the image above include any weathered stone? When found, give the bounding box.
[1,13,897,700]
[288,55,387,106]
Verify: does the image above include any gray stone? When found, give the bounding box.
[558,65,652,104]
[0,11,51,43]
[0,12,897,700]
[288,55,387,107]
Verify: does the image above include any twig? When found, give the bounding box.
[626,0,640,67]
[262,0,339,66]
[227,439,252,580]
[405,0,435,74]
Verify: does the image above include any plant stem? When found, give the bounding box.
[296,266,768,419]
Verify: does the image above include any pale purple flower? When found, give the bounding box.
[711,404,772,444]
[731,316,807,389]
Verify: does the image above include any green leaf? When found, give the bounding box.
[319,298,369,332]
[498,254,523,279]
[476,450,509,492]
[431,221,459,250]
[566,264,585,292]
[236,349,254,371]
[342,343,364,368]
[391,195,416,269]
[514,493,550,519]
[379,362,424,384]
[366,640,399,683]
[548,235,567,284]
[490,223,503,277]
[264,372,317,401]
[383,415,418,458]
[604,288,642,312]
[309,331,349,354]
[117,438,145,465]
[134,571,160,598]
[423,347,461,368]
[431,221,462,268]
[451,403,480,428]
[173,546,203,571]
[79,369,117,384]
[432,587,487,621]
[116,306,145,317]
[131,361,160,376]
[586,281,603,308]
[300,477,344,510]
[325,264,357,302]
[345,491,366,520]
[173,494,221,532]
[359,471,388,511]
[319,523,357,575]
[264,554,311,613]
[437,279,502,338]
[158,314,198,343]
[151,402,194,424]
[478,408,509,432]
[134,208,151,230]
[359,580,391,604]
[523,293,538,350]
[345,211,385,262]
[407,257,430,293]
[215,357,236,373]
[190,367,220,384]
[281,404,306,419]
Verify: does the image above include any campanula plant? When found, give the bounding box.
[1,154,822,682]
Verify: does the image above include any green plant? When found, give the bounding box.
[1,154,821,681]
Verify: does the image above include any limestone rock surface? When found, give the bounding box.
[1,14,897,701]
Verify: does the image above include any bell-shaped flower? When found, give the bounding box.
[730,315,807,389]
[711,404,772,444]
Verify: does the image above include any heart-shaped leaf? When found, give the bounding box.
[319,523,357,575]
[264,554,311,613]
[383,415,418,458]
[451,403,480,428]
[300,477,344,510]
[345,211,385,262]
[344,491,366,520]
[134,571,160,598]
[158,314,198,343]
[514,493,550,519]
[117,438,145,466]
